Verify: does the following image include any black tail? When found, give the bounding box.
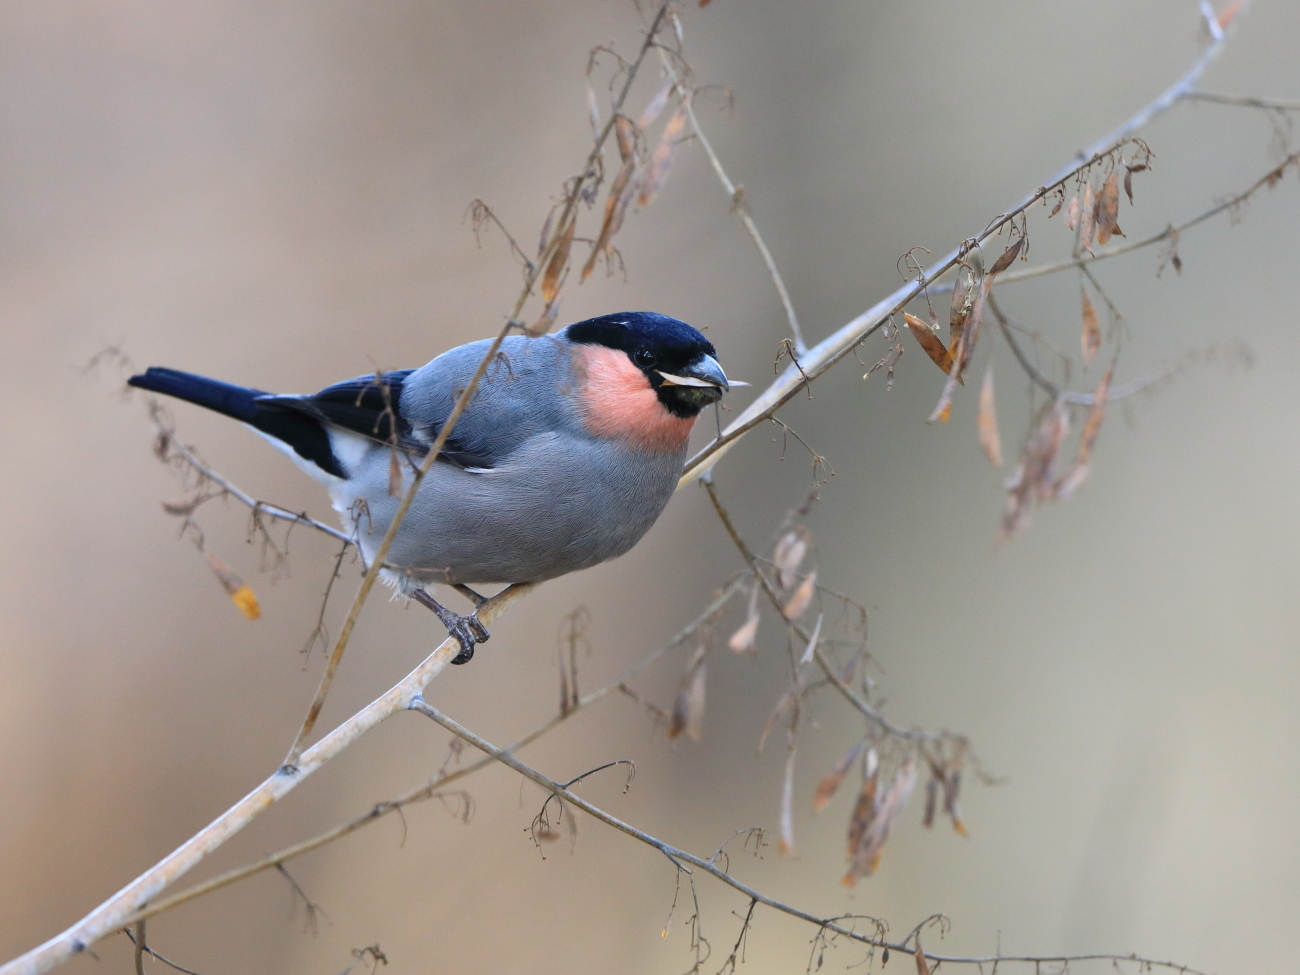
[128,367,345,478]
[127,367,268,422]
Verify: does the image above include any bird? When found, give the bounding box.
[128,312,732,663]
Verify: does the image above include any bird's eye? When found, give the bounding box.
[633,347,657,369]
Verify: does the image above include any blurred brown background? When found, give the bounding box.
[2,1,1299,972]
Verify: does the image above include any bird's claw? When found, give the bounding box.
[413,588,491,665]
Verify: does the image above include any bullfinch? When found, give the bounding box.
[128,312,732,662]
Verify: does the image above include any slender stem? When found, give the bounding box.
[677,2,1249,486]
[409,699,1216,975]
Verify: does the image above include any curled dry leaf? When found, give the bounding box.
[977,366,1003,468]
[987,236,1024,276]
[668,651,708,742]
[948,264,976,354]
[614,114,638,163]
[1055,365,1113,500]
[1001,401,1070,539]
[844,748,879,858]
[1094,171,1121,245]
[1080,286,1101,368]
[922,776,939,828]
[844,757,917,885]
[773,530,808,590]
[1079,181,1097,255]
[586,81,600,137]
[943,768,968,836]
[778,747,797,854]
[1064,194,1079,230]
[581,158,637,282]
[813,739,867,814]
[783,569,817,620]
[541,218,575,306]
[904,313,959,382]
[206,553,260,620]
[728,583,761,653]
[637,101,687,209]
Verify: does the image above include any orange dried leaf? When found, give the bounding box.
[1080,288,1101,367]
[1218,0,1243,29]
[1095,171,1120,245]
[987,236,1024,275]
[948,265,975,352]
[904,312,959,381]
[1057,365,1113,499]
[845,749,880,856]
[758,685,797,752]
[541,219,575,305]
[783,570,817,620]
[813,739,866,814]
[637,101,687,209]
[845,758,917,882]
[977,366,1003,468]
[206,554,260,620]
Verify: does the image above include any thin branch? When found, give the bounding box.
[1183,90,1300,111]
[701,475,962,746]
[116,576,746,928]
[2,584,534,975]
[989,293,1243,405]
[651,34,806,352]
[677,2,1250,486]
[979,150,1300,289]
[409,699,1216,975]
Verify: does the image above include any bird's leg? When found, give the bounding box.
[412,587,491,665]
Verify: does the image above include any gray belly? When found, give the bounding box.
[330,432,685,589]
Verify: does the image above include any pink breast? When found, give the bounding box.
[574,345,695,451]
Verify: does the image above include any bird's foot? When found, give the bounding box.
[413,588,491,664]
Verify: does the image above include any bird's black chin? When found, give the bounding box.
[657,384,723,418]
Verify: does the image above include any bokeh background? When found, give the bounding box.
[2,1,1299,972]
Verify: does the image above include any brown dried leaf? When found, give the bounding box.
[922,776,939,828]
[637,101,687,209]
[206,553,260,621]
[783,569,817,620]
[987,236,1024,275]
[1080,287,1101,368]
[1218,0,1243,29]
[1079,181,1097,255]
[1056,365,1112,499]
[581,158,636,282]
[1049,195,1064,218]
[948,265,975,353]
[904,312,959,381]
[813,739,866,814]
[844,757,917,884]
[773,530,808,590]
[614,114,638,163]
[977,366,1003,468]
[1001,401,1070,539]
[728,583,761,653]
[844,748,879,857]
[943,769,968,836]
[541,219,575,305]
[778,747,797,854]
[1064,194,1079,230]
[915,941,933,975]
[668,655,707,742]
[1095,171,1120,246]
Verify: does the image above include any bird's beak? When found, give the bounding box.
[656,353,730,392]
